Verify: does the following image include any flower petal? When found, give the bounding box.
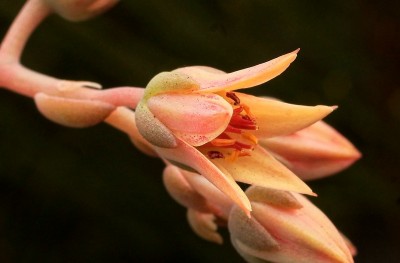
[162,165,211,213]
[154,138,252,216]
[173,50,298,93]
[233,189,354,263]
[180,169,234,220]
[229,205,279,252]
[147,93,233,146]
[261,121,361,180]
[237,93,335,138]
[187,209,223,244]
[135,102,178,148]
[204,145,316,196]
[142,71,200,100]
[34,92,115,128]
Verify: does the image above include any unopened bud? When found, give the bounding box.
[34,93,115,127]
[44,0,119,21]
[229,186,354,263]
[261,121,361,180]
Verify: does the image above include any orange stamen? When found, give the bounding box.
[227,150,241,162]
[211,138,236,147]
[242,132,258,145]
[225,125,242,134]
[242,104,255,120]
[238,151,252,157]
[205,92,260,161]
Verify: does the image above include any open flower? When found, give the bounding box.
[136,50,336,215]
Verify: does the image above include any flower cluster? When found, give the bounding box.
[0,1,360,262]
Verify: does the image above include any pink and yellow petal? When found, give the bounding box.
[262,121,361,180]
[162,165,211,213]
[34,93,115,128]
[249,196,353,263]
[147,93,233,146]
[174,50,298,93]
[203,145,315,196]
[180,169,235,220]
[187,209,223,244]
[237,93,335,138]
[154,138,252,215]
[172,66,226,81]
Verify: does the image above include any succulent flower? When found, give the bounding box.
[136,50,336,215]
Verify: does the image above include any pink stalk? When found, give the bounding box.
[0,0,144,108]
[0,0,51,63]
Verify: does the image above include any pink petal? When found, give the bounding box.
[261,121,361,180]
[135,102,178,148]
[237,93,335,138]
[203,145,316,196]
[180,169,234,220]
[34,92,115,128]
[230,187,354,263]
[147,93,233,146]
[187,208,223,244]
[249,197,353,263]
[154,138,252,216]
[173,50,298,93]
[162,165,211,213]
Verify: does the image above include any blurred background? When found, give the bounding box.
[0,0,399,262]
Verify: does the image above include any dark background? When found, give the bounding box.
[0,1,399,262]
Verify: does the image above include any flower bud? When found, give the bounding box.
[261,121,361,180]
[229,186,354,263]
[34,93,115,127]
[44,0,119,21]
[187,208,223,244]
[162,165,210,213]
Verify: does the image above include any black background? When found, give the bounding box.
[0,1,399,262]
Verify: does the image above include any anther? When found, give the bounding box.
[242,132,258,145]
[242,104,255,119]
[226,92,241,105]
[211,138,236,147]
[207,151,225,159]
[226,150,240,162]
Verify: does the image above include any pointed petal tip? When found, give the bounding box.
[300,188,317,197]
[354,149,362,160]
[293,48,301,54]
[316,105,337,117]
[246,208,252,219]
[239,200,252,218]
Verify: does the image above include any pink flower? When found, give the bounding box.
[135,50,341,215]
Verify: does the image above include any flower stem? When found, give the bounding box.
[0,0,51,63]
[0,0,145,109]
